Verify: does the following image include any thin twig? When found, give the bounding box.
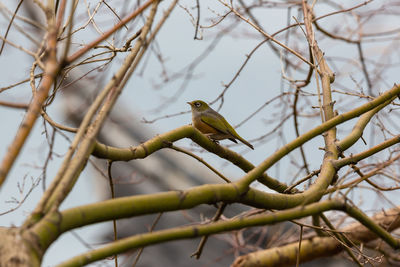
[107,161,118,267]
[191,203,227,259]
[193,0,200,39]
[0,0,24,55]
[296,225,303,267]
[66,0,155,64]
[132,213,163,266]
[167,143,231,183]
[284,170,320,193]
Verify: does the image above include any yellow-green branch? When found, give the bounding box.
[92,125,292,193]
[333,135,400,168]
[55,199,400,267]
[236,84,400,191]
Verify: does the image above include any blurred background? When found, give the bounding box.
[1,0,400,266]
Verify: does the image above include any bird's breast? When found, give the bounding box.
[193,117,219,134]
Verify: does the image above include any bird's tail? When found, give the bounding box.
[237,136,254,150]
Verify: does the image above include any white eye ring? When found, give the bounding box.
[194,102,201,107]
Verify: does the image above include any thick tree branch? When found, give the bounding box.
[233,204,400,266]
[0,3,60,187]
[235,84,400,191]
[55,199,400,267]
[23,0,161,229]
[333,135,400,168]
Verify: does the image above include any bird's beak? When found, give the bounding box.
[186,102,192,106]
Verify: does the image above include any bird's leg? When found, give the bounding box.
[209,136,220,145]
[212,139,220,145]
[204,133,220,145]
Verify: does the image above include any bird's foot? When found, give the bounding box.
[208,137,220,145]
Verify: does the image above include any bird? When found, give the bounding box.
[187,100,254,150]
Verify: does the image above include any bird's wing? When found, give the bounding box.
[202,112,254,149]
[200,113,231,135]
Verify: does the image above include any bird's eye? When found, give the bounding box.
[194,102,201,108]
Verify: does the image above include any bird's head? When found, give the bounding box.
[187,100,210,112]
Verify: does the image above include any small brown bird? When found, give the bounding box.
[187,100,254,150]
